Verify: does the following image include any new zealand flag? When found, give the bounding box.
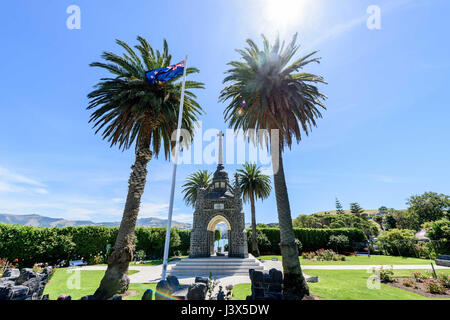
[145,61,185,85]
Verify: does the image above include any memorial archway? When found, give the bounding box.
[189,132,248,258]
[207,215,231,256]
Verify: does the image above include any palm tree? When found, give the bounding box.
[87,36,204,299]
[182,170,212,208]
[237,163,271,257]
[219,34,327,299]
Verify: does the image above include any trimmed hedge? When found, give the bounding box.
[0,223,365,267]
[247,227,366,254]
[0,223,190,267]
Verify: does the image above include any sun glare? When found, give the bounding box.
[263,0,320,33]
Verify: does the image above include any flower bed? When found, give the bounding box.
[302,249,346,261]
[386,272,450,298]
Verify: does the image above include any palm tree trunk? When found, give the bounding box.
[93,147,152,299]
[250,192,260,257]
[271,141,309,300]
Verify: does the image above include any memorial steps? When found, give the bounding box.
[167,254,265,277]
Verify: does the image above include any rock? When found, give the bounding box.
[16,268,37,285]
[0,278,15,286]
[251,270,264,284]
[172,286,189,300]
[155,277,191,300]
[155,280,174,300]
[57,295,72,300]
[0,286,13,300]
[2,268,20,279]
[166,275,180,289]
[10,285,30,299]
[108,295,122,300]
[22,276,44,293]
[80,295,96,300]
[268,284,282,292]
[0,268,51,300]
[0,285,33,300]
[186,283,207,300]
[41,294,49,300]
[269,269,283,284]
[252,287,265,298]
[263,292,282,300]
[141,289,153,300]
[195,276,209,286]
[248,268,285,300]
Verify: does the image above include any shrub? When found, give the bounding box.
[0,223,190,267]
[134,227,181,259]
[133,249,146,261]
[0,224,76,267]
[32,263,45,273]
[175,229,191,255]
[293,213,379,237]
[302,249,345,261]
[87,254,104,265]
[377,229,417,257]
[246,229,272,253]
[302,251,315,260]
[330,221,346,229]
[437,273,450,288]
[0,258,7,270]
[414,242,436,259]
[402,278,415,287]
[65,226,118,262]
[327,235,350,253]
[412,271,428,283]
[248,227,365,255]
[423,219,450,255]
[424,279,447,294]
[376,266,394,283]
[425,219,450,240]
[294,239,303,252]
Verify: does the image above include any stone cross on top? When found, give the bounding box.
[217,131,224,165]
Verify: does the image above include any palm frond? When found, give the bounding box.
[87,36,205,157]
[220,33,327,151]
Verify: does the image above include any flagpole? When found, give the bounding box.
[161,55,188,280]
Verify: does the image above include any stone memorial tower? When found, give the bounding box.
[189,131,248,258]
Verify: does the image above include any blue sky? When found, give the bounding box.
[0,0,449,224]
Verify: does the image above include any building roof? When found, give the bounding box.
[204,189,234,199]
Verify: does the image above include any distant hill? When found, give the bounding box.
[0,213,191,229]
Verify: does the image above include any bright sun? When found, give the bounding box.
[263,0,320,32]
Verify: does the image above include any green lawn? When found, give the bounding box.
[43,269,144,300]
[44,266,450,301]
[259,255,433,265]
[233,269,450,300]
